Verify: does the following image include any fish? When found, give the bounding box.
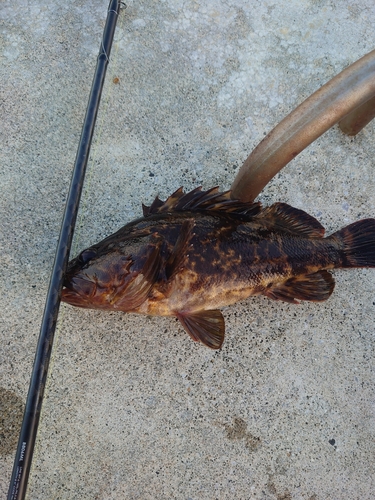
[61,187,375,349]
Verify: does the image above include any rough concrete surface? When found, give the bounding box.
[1,1,375,499]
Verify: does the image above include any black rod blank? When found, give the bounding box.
[7,2,123,498]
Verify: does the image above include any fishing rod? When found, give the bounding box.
[7,2,124,498]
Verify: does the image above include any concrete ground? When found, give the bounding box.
[1,1,374,498]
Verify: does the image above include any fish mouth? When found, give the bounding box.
[61,274,126,309]
[61,276,97,308]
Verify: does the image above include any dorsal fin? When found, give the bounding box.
[143,186,261,217]
[257,202,325,238]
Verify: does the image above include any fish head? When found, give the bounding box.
[62,229,162,311]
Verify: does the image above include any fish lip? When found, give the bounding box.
[61,287,82,306]
[61,275,97,306]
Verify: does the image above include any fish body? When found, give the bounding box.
[62,187,375,349]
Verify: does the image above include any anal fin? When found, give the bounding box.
[177,310,225,349]
[264,270,335,304]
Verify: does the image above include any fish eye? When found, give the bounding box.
[78,248,97,265]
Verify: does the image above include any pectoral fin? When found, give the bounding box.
[115,243,162,310]
[165,220,194,280]
[264,270,335,303]
[177,310,225,349]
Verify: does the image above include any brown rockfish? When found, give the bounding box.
[62,187,375,349]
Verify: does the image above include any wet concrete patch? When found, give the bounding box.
[0,387,24,456]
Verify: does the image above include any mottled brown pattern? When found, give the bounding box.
[62,187,375,348]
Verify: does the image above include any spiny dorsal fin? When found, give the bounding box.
[258,202,325,238]
[143,187,261,217]
[177,309,225,349]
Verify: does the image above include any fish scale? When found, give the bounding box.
[62,187,375,349]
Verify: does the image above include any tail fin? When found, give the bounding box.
[330,219,375,268]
